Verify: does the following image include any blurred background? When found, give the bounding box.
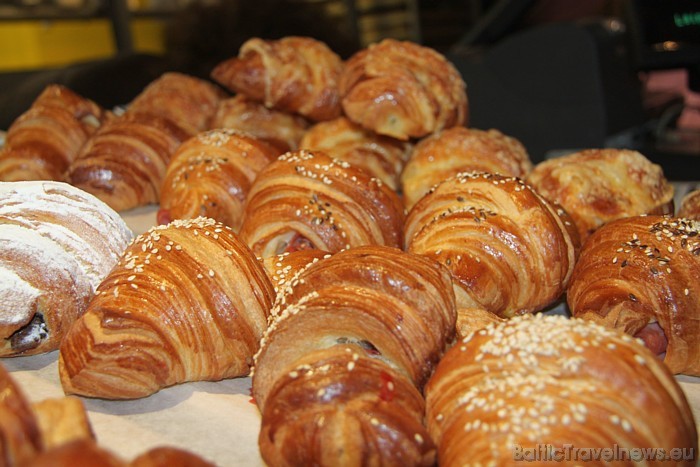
[0,0,698,176]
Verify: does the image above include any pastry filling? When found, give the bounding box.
[276,232,315,255]
[9,313,48,353]
[634,321,668,357]
[336,337,381,356]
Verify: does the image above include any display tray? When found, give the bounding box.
[3,201,700,466]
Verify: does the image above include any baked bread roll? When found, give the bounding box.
[0,84,107,181]
[401,127,532,210]
[127,72,225,135]
[211,36,343,122]
[678,189,700,220]
[65,112,190,212]
[527,148,675,241]
[404,172,579,318]
[252,245,457,466]
[157,129,280,231]
[567,215,700,376]
[58,217,275,400]
[299,116,412,191]
[0,181,133,357]
[425,314,698,467]
[339,39,468,140]
[210,94,309,153]
[239,149,405,259]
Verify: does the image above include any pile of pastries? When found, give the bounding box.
[0,35,698,466]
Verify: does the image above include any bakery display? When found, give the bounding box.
[211,36,344,122]
[527,148,675,241]
[567,215,700,376]
[158,129,280,231]
[425,314,698,466]
[404,172,579,317]
[339,38,468,140]
[239,149,405,258]
[678,189,700,220]
[0,181,133,357]
[400,126,533,210]
[252,245,457,466]
[58,217,275,400]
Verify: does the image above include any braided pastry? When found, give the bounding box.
[252,245,457,466]
[567,215,700,376]
[339,39,468,140]
[239,149,405,259]
[527,148,674,241]
[404,172,579,318]
[157,129,280,231]
[0,181,132,357]
[678,189,700,220]
[58,217,275,400]
[425,314,698,466]
[299,116,412,191]
[0,84,107,181]
[211,36,343,122]
[401,127,532,210]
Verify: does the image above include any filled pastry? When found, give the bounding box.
[567,215,700,376]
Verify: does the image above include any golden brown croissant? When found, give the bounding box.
[404,172,579,318]
[239,149,405,259]
[678,189,700,220]
[65,112,191,212]
[0,363,43,465]
[210,94,310,153]
[0,181,133,357]
[567,215,700,376]
[339,39,468,140]
[157,129,280,231]
[527,148,675,241]
[58,217,275,400]
[400,127,533,210]
[127,72,225,135]
[211,36,343,122]
[455,307,505,341]
[425,314,698,467]
[0,84,108,181]
[261,249,332,296]
[299,116,412,191]
[252,245,457,466]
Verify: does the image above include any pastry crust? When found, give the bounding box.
[0,363,43,464]
[339,39,468,140]
[567,215,700,376]
[678,189,700,220]
[31,397,94,450]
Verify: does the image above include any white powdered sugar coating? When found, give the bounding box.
[0,263,41,328]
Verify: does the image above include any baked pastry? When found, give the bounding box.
[127,72,225,135]
[527,148,675,241]
[65,112,190,212]
[678,189,700,220]
[157,129,280,231]
[210,94,309,153]
[339,39,468,140]
[59,217,275,400]
[455,307,504,341]
[0,362,43,464]
[31,397,94,450]
[239,149,405,259]
[425,314,698,467]
[404,172,579,318]
[252,245,457,466]
[261,249,332,296]
[0,84,107,181]
[299,116,412,191]
[567,215,700,376]
[0,181,133,357]
[401,127,532,210]
[211,36,343,122]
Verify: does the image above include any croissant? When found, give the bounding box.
[527,148,675,241]
[404,172,579,318]
[400,127,533,210]
[425,314,698,467]
[678,189,700,220]
[0,181,133,357]
[127,72,225,135]
[211,36,343,122]
[58,217,275,400]
[239,149,405,259]
[157,129,280,231]
[0,84,107,181]
[210,94,310,153]
[455,307,505,341]
[65,112,191,212]
[339,39,468,140]
[261,249,332,296]
[299,116,412,191]
[31,397,94,450]
[0,362,43,465]
[252,245,457,466]
[567,215,700,376]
